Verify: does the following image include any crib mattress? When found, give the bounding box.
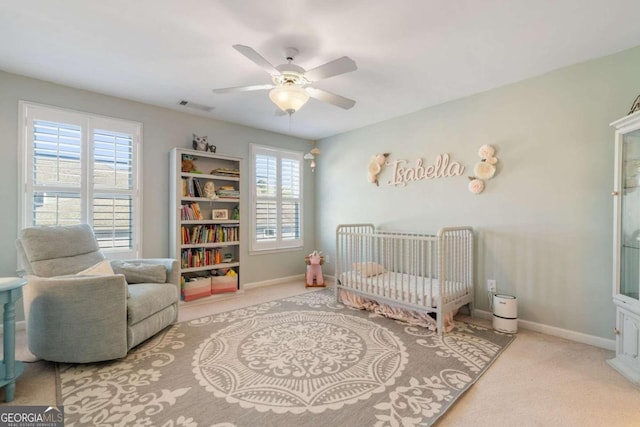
[339,271,468,308]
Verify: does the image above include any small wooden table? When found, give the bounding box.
[0,277,26,402]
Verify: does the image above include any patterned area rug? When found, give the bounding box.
[56,290,514,427]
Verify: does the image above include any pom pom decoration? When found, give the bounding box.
[468,178,485,194]
[468,144,499,194]
[367,153,390,186]
[473,162,496,179]
[478,144,495,160]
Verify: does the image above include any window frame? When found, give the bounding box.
[18,101,143,259]
[250,143,303,253]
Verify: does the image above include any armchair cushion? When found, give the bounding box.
[77,260,115,276]
[18,224,105,277]
[127,283,179,325]
[77,260,131,297]
[111,261,166,284]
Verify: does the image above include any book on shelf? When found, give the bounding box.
[216,185,240,198]
[181,247,230,268]
[211,167,240,177]
[187,177,195,197]
[181,203,203,220]
[181,224,240,244]
[182,178,188,197]
[191,203,202,219]
[193,178,203,198]
[184,177,205,198]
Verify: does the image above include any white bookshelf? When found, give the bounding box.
[169,148,241,302]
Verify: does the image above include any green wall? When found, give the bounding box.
[316,45,640,340]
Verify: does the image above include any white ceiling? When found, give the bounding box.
[2,1,640,140]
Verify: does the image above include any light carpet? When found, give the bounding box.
[56,289,514,427]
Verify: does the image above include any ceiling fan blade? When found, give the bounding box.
[304,56,357,82]
[306,87,356,110]
[213,84,274,94]
[233,44,281,75]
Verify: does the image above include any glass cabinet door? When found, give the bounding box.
[620,128,640,302]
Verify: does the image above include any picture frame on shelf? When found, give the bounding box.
[212,209,228,220]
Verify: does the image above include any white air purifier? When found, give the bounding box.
[492,294,518,333]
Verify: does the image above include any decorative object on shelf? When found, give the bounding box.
[231,205,240,220]
[367,153,390,186]
[203,181,217,199]
[629,94,640,115]
[467,144,499,194]
[192,134,208,151]
[212,209,228,220]
[192,134,217,153]
[181,157,196,173]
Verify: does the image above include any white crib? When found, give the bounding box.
[335,224,474,335]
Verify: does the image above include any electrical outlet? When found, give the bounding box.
[324,255,330,264]
[487,279,497,293]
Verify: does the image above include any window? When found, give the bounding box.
[19,102,142,258]
[251,144,303,252]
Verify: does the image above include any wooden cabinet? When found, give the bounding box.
[169,148,241,302]
[609,111,640,385]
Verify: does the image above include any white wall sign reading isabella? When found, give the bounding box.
[386,154,465,187]
[367,144,499,194]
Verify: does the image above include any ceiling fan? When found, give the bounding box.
[213,45,358,115]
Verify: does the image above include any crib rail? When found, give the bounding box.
[335,223,474,335]
[437,226,474,307]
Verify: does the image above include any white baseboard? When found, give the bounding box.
[473,309,615,351]
[243,274,305,290]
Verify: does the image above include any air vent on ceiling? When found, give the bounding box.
[178,100,214,112]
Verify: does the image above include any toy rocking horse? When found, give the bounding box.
[305,250,325,288]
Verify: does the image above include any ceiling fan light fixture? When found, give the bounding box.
[269,85,310,114]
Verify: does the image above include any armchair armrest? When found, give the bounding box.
[24,274,128,363]
[110,258,181,326]
[129,258,179,285]
[111,258,179,286]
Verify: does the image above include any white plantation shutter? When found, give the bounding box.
[32,120,82,186]
[281,156,300,241]
[92,129,135,250]
[20,102,141,258]
[30,119,83,226]
[255,153,278,244]
[251,144,303,251]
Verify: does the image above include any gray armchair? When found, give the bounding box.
[16,224,179,363]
